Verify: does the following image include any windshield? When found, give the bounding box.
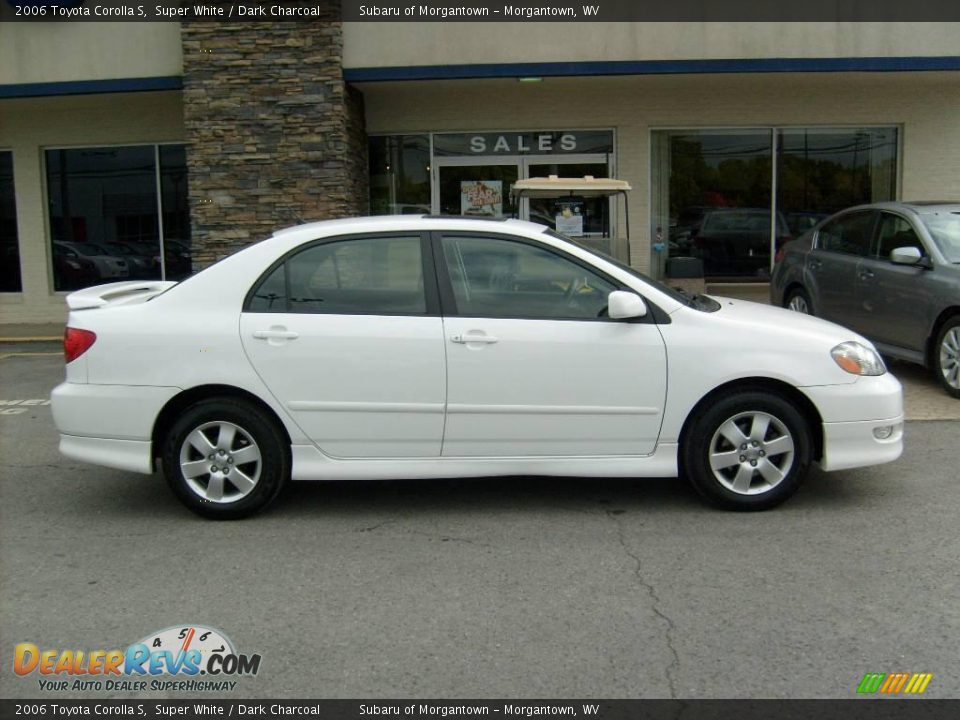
[921,212,960,262]
[545,229,718,311]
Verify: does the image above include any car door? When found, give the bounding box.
[240,232,447,458]
[807,210,877,331]
[857,211,936,351]
[435,232,668,457]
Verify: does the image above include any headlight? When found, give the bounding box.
[831,341,886,376]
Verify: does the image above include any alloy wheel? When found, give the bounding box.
[708,411,796,495]
[787,295,810,314]
[940,327,960,389]
[178,421,262,503]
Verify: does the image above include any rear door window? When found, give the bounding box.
[246,235,427,315]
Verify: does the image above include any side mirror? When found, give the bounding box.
[608,291,648,320]
[890,246,923,265]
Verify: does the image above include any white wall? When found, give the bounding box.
[344,22,960,68]
[359,71,960,273]
[0,22,182,85]
[0,91,184,324]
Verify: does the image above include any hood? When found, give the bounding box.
[706,296,872,348]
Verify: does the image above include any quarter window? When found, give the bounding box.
[818,212,876,257]
[247,235,426,315]
[440,235,616,319]
[875,213,925,259]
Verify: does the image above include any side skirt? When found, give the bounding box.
[290,443,680,481]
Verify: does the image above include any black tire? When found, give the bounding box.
[682,390,812,511]
[784,287,813,315]
[933,317,960,399]
[162,397,289,519]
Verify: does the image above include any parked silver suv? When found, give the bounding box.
[771,202,960,397]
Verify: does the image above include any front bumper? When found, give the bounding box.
[801,373,905,472]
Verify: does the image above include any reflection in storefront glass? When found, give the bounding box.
[776,128,897,237]
[369,135,431,216]
[159,145,192,281]
[0,152,21,292]
[45,145,190,291]
[651,127,899,282]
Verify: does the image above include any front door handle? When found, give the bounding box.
[451,332,499,345]
[858,269,875,280]
[253,329,299,340]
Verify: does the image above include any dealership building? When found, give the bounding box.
[2,17,960,324]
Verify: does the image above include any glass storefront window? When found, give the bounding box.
[159,145,192,281]
[368,135,431,216]
[46,144,190,291]
[776,128,897,238]
[651,127,899,282]
[0,152,21,292]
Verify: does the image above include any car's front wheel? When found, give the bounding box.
[784,287,813,315]
[162,398,289,519]
[682,390,812,510]
[934,317,960,398]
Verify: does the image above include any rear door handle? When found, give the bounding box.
[858,269,875,280]
[451,332,499,345]
[253,329,299,340]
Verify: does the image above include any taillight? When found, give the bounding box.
[774,247,787,264]
[64,327,96,363]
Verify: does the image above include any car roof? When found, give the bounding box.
[844,201,960,214]
[270,214,549,241]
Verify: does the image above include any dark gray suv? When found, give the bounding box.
[771,202,960,397]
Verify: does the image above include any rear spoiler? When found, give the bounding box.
[65,280,178,311]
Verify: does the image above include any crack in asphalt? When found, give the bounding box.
[354,519,399,533]
[604,508,681,700]
[352,519,489,548]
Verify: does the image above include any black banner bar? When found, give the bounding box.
[4,0,960,22]
[1,700,959,719]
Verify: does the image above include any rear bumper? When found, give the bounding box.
[52,382,179,474]
[52,382,179,440]
[59,434,153,474]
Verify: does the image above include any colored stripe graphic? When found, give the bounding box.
[857,672,932,694]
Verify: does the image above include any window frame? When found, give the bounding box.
[430,230,663,324]
[0,148,22,294]
[242,231,441,317]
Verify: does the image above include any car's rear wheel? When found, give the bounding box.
[162,398,289,519]
[785,287,813,315]
[934,317,960,398]
[682,391,812,510]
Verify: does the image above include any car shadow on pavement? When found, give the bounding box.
[61,462,895,523]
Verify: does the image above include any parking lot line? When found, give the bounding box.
[0,336,61,343]
[0,352,62,360]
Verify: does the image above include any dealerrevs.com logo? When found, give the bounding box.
[14,625,261,692]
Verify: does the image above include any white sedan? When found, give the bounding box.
[52,217,904,518]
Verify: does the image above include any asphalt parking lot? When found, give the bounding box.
[1,346,959,699]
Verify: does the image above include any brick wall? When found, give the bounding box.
[181,15,368,267]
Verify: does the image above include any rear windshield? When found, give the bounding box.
[920,212,960,263]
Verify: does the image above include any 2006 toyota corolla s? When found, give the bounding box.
[51,216,904,518]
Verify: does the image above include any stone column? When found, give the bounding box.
[180,13,368,267]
